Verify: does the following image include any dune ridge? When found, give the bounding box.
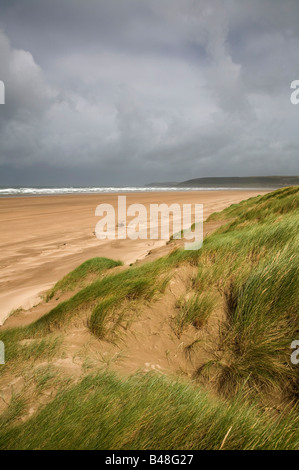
[0,187,298,449]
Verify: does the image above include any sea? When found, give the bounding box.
[0,186,269,197]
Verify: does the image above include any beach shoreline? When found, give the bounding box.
[0,190,269,325]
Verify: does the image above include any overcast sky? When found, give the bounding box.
[0,0,299,186]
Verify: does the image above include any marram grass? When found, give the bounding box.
[0,186,298,450]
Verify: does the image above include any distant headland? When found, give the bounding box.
[145,176,299,188]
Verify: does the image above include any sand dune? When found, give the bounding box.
[0,190,268,325]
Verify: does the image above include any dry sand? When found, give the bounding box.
[0,190,268,325]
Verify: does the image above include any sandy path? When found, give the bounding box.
[0,190,268,325]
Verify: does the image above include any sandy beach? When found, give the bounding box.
[0,190,268,325]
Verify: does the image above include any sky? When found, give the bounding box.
[0,0,299,186]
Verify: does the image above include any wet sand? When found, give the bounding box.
[0,190,268,324]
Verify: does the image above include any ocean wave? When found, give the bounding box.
[0,186,264,196]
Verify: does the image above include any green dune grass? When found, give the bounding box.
[0,186,298,450]
[0,372,298,450]
[46,257,123,301]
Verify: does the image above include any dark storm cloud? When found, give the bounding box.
[0,0,298,186]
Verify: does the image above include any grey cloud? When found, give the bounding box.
[0,0,298,186]
[0,31,52,123]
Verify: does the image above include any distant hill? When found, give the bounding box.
[146,176,299,188]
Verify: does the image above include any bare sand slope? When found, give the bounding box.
[0,190,268,324]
